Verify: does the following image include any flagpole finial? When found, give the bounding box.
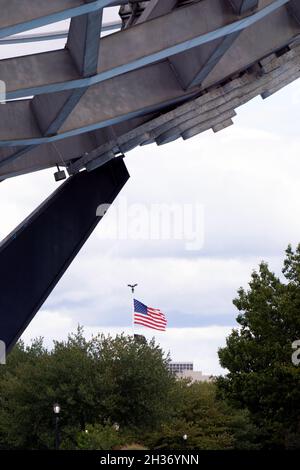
[128,283,138,294]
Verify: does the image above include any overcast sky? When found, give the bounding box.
[1,10,300,374]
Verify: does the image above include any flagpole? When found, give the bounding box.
[128,283,138,338]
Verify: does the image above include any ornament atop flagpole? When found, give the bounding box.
[128,283,138,338]
[128,283,138,294]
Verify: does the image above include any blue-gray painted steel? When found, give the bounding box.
[0,92,196,149]
[0,0,115,39]
[229,0,259,15]
[0,22,121,45]
[186,31,241,89]
[288,0,300,23]
[4,0,290,102]
[21,7,104,163]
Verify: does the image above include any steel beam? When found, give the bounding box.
[0,62,197,146]
[31,5,103,135]
[28,5,103,163]
[67,5,103,77]
[0,0,114,39]
[31,89,87,137]
[168,0,258,89]
[202,3,298,89]
[0,157,129,352]
[0,2,298,172]
[0,21,121,45]
[0,0,290,101]
[60,42,300,172]
[288,0,300,23]
[0,115,153,177]
[136,0,178,23]
[170,31,241,90]
[228,0,259,15]
[0,0,298,179]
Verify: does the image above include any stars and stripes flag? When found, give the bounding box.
[133,299,167,331]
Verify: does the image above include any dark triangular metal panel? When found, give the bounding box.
[0,157,129,352]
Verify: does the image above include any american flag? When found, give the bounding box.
[133,299,167,331]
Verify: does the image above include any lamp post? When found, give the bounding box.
[53,403,61,450]
[182,433,188,449]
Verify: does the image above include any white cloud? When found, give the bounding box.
[0,71,299,376]
[21,309,232,375]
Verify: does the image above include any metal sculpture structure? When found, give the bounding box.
[0,0,300,350]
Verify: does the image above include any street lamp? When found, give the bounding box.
[53,403,61,450]
[182,434,188,449]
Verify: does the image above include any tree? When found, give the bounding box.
[77,424,124,450]
[145,381,259,450]
[88,334,174,429]
[217,244,300,448]
[0,328,174,449]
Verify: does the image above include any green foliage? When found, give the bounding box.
[88,333,174,429]
[77,424,124,450]
[217,244,300,449]
[0,327,174,449]
[3,240,300,451]
[145,381,259,450]
[0,326,260,450]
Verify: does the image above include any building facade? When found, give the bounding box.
[169,362,211,383]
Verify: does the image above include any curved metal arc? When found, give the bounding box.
[0,0,115,39]
[5,0,290,101]
[0,21,121,45]
[0,93,197,150]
